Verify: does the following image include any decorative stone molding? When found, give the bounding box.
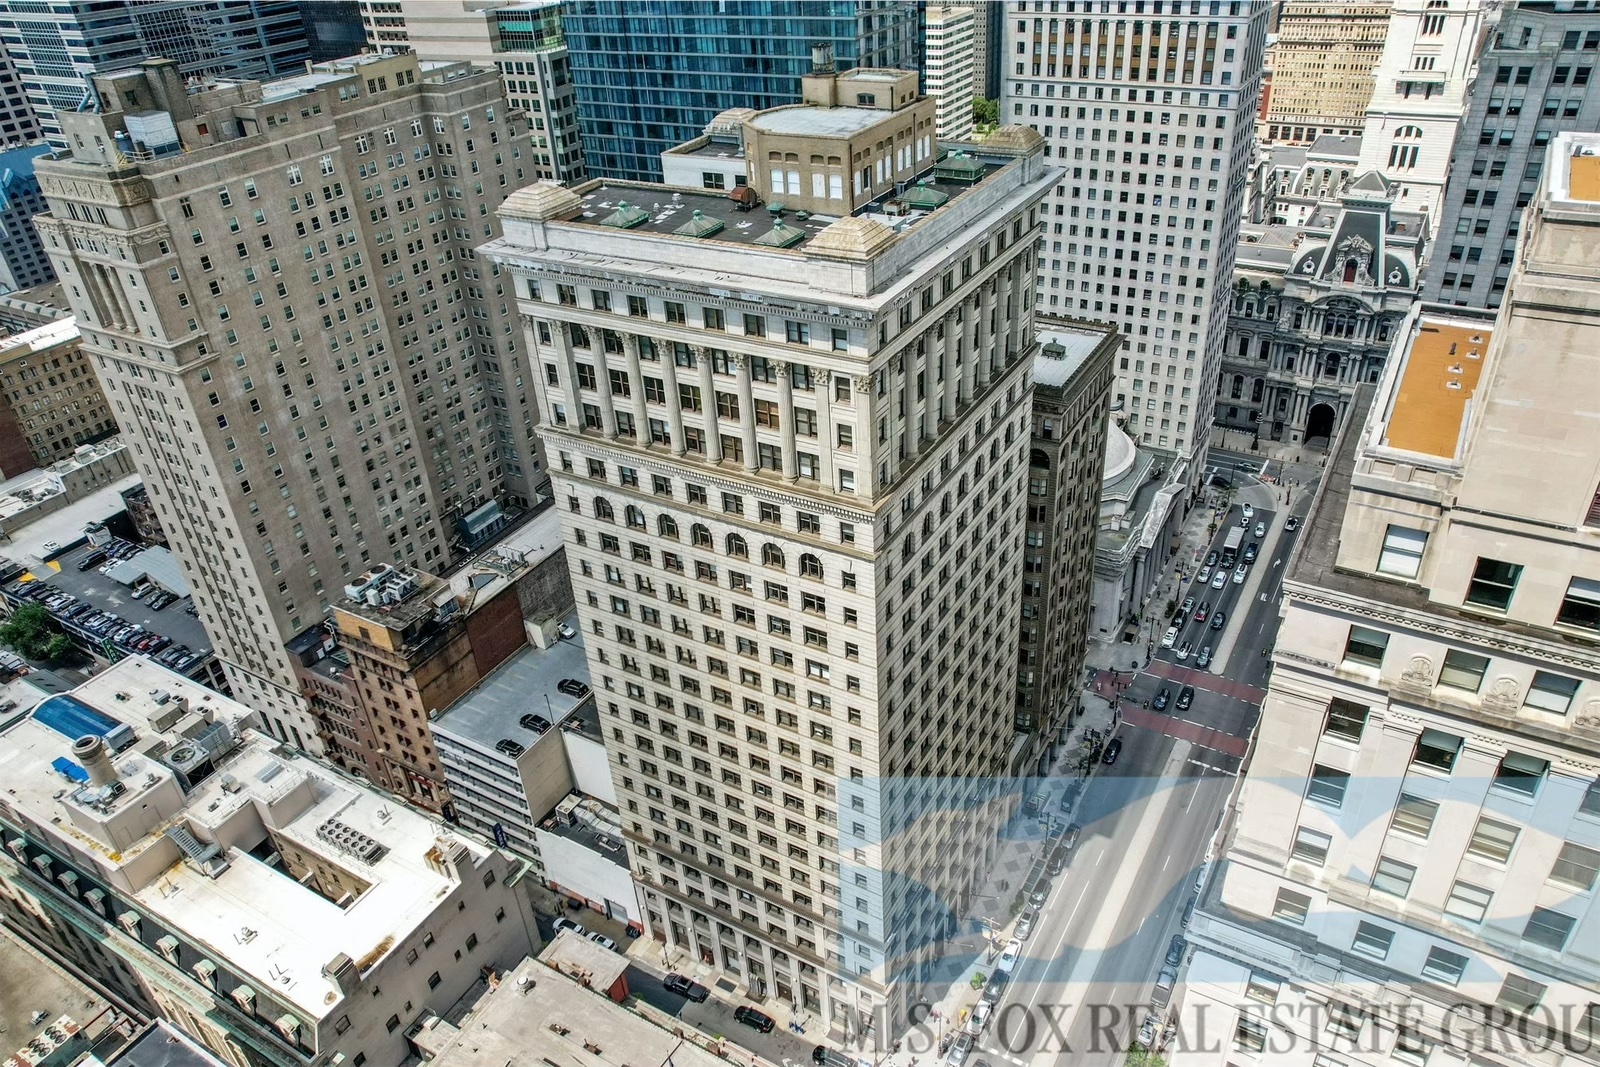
[1396,654,1433,695]
[1481,675,1521,714]
[852,374,873,393]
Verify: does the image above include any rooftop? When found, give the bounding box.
[1307,133,1362,158]
[1377,311,1492,461]
[412,955,728,1067]
[0,657,498,1019]
[0,318,77,362]
[1553,134,1600,204]
[0,930,110,1051]
[540,793,624,861]
[1033,319,1115,389]
[431,615,593,753]
[747,104,895,138]
[97,1021,230,1067]
[537,929,628,991]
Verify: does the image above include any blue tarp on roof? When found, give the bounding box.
[51,757,89,783]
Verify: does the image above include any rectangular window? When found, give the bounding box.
[1465,557,1522,612]
[1412,728,1461,772]
[1421,946,1468,985]
[1550,842,1600,891]
[1466,816,1518,863]
[1494,751,1548,796]
[1350,921,1394,960]
[1322,698,1368,742]
[1446,883,1491,921]
[1342,626,1388,668]
[1438,649,1490,692]
[1272,888,1310,924]
[1525,671,1581,714]
[1557,577,1600,631]
[1524,907,1575,950]
[1497,974,1546,1013]
[1393,1028,1430,1067]
[1244,971,1281,1005]
[1291,826,1332,865]
[1377,526,1427,579]
[1371,856,1416,897]
[1390,794,1438,838]
[1306,765,1350,808]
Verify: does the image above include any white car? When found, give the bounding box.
[586,931,620,952]
[41,540,58,553]
[552,916,586,937]
[1254,521,1267,538]
[1240,503,1254,520]
[557,622,577,640]
[965,1000,992,1036]
[1210,570,1227,589]
[996,939,1021,973]
[1232,565,1247,584]
[1160,626,1179,649]
[1197,565,1213,584]
[1176,642,1192,662]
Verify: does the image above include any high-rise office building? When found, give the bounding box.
[1006,1,1271,474]
[33,53,550,755]
[560,0,923,181]
[297,0,366,62]
[0,1,312,149]
[1421,3,1600,310]
[1179,131,1600,1067]
[0,143,54,293]
[487,66,1055,1034]
[1355,0,1487,218]
[0,50,42,145]
[1262,0,1391,144]
[1014,318,1115,767]
[971,1,1003,101]
[359,0,588,184]
[925,6,979,141]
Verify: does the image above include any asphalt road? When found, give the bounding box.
[627,958,822,1067]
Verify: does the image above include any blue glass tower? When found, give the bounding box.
[561,0,922,182]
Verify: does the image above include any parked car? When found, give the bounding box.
[734,1006,775,1033]
[1204,550,1218,568]
[1102,738,1124,764]
[1243,541,1259,563]
[996,939,1021,973]
[1194,602,1210,622]
[946,1033,973,1067]
[519,714,551,734]
[664,973,709,1002]
[981,972,1009,1006]
[1182,895,1197,928]
[1285,516,1301,532]
[130,585,151,600]
[964,1001,992,1037]
[1210,610,1228,631]
[41,540,59,553]
[556,622,578,640]
[1176,642,1192,661]
[1175,686,1195,712]
[1160,626,1179,649]
[1180,595,1196,617]
[1210,569,1227,589]
[78,551,106,571]
[1048,847,1067,876]
[552,917,585,937]
[557,678,590,698]
[585,931,619,952]
[1153,687,1171,711]
[494,738,526,758]
[1166,935,1187,967]
[1196,646,1213,670]
[1254,521,1267,538]
[1015,914,1034,942]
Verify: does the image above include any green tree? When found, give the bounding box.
[973,97,1000,130]
[0,602,76,665]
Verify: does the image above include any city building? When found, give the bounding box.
[1178,132,1600,1067]
[0,0,312,149]
[1089,425,1184,645]
[0,144,53,293]
[1249,134,1364,228]
[33,53,552,756]
[1007,0,1272,476]
[1355,0,1489,218]
[1421,2,1600,310]
[486,67,1055,1032]
[925,6,978,142]
[0,50,42,145]
[1217,171,1424,444]
[971,1,1002,102]
[0,439,140,543]
[0,320,117,474]
[0,655,538,1067]
[1015,317,1116,769]
[1262,0,1392,144]
[0,281,70,334]
[318,515,571,811]
[296,0,366,63]
[560,0,923,181]
[360,0,588,184]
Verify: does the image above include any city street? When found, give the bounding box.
[627,958,821,1065]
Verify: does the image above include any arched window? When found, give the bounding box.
[1030,448,1050,469]
[624,505,645,529]
[594,497,614,521]
[726,533,748,558]
[762,543,785,568]
[799,553,823,579]
[691,524,712,548]
[901,533,916,561]
[658,515,679,539]
[1230,374,1244,399]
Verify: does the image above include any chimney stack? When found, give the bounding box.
[73,735,117,788]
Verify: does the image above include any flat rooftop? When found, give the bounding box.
[0,317,77,360]
[432,612,592,751]
[1378,314,1491,460]
[413,955,728,1067]
[1033,319,1113,389]
[748,104,894,138]
[673,138,745,160]
[0,657,498,1019]
[0,929,110,1050]
[1569,151,1600,202]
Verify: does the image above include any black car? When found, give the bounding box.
[1285,516,1301,532]
[1165,935,1187,967]
[663,973,709,1002]
[1047,847,1067,875]
[1175,685,1195,711]
[1210,610,1227,631]
[1152,687,1171,711]
[1204,550,1219,568]
[494,738,526,758]
[1243,541,1259,563]
[557,678,591,698]
[519,713,551,734]
[981,972,1009,1006]
[77,551,107,571]
[1102,738,1123,764]
[735,1006,775,1033]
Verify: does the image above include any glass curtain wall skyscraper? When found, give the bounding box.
[561,0,922,181]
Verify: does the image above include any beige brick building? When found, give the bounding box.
[0,319,117,477]
[487,72,1056,1035]
[1263,1,1392,144]
[33,53,549,752]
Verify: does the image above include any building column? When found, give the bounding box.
[541,317,582,430]
[693,346,721,462]
[624,335,650,443]
[812,365,836,488]
[733,354,758,473]
[972,289,992,392]
[653,337,687,455]
[994,263,1014,369]
[940,311,959,426]
[593,345,619,439]
[853,373,875,500]
[775,360,798,480]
